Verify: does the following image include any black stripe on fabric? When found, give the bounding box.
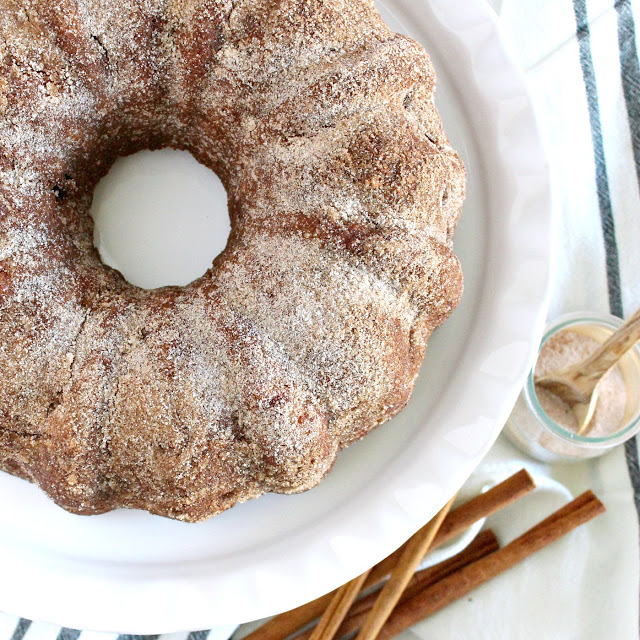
[9,619,32,640]
[116,635,160,640]
[577,0,640,633]
[615,0,640,190]
[616,0,640,609]
[186,632,211,640]
[625,438,640,509]
[572,0,624,317]
[56,629,81,640]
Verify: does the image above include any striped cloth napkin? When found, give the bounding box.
[2,0,640,638]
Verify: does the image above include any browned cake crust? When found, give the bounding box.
[0,0,465,521]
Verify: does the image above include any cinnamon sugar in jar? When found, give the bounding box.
[504,313,640,462]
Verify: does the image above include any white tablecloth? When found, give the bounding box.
[2,0,640,639]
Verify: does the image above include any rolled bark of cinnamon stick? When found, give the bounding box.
[245,469,534,640]
[355,495,457,640]
[294,530,500,640]
[375,491,605,640]
[353,530,500,618]
[307,569,371,640]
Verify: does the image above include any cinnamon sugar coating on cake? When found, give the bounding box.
[0,0,464,521]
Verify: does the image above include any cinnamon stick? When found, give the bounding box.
[355,494,457,640]
[295,530,500,640]
[387,529,499,607]
[362,469,534,587]
[244,469,534,640]
[307,569,370,640]
[375,491,605,640]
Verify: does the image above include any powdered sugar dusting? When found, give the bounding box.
[0,0,464,521]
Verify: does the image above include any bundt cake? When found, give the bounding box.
[0,0,465,521]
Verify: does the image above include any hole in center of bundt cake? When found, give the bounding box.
[90,149,230,289]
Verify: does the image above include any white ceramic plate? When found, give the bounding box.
[0,0,553,633]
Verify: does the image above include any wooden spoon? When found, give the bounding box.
[535,307,640,434]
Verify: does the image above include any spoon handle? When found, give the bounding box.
[574,307,640,389]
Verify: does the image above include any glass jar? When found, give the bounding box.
[503,312,640,462]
